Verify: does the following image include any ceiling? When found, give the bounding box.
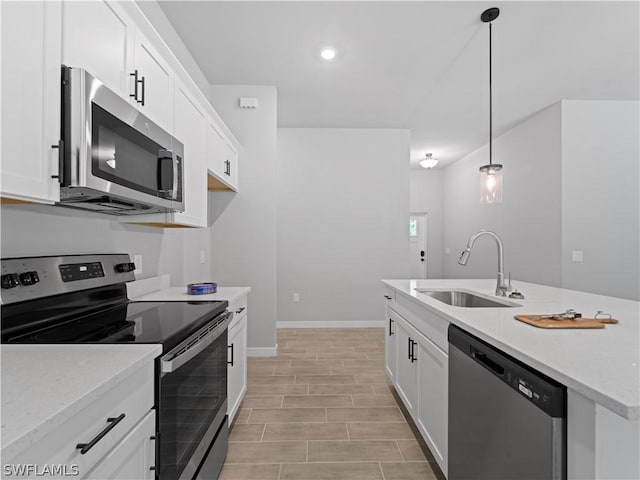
[158,1,639,168]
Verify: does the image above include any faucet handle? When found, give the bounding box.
[507,272,513,292]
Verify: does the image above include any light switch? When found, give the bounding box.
[200,250,206,264]
[572,251,584,262]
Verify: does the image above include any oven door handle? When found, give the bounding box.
[161,312,233,375]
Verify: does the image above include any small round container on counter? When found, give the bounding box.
[186,283,218,295]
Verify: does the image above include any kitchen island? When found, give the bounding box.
[382,278,639,480]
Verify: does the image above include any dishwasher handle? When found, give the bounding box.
[471,346,505,376]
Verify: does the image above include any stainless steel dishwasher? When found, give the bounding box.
[448,325,566,480]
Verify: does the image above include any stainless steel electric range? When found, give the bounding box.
[1,254,232,480]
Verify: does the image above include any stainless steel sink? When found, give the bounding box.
[415,289,520,308]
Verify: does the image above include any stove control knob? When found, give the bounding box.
[115,262,136,273]
[1,273,20,289]
[19,271,40,286]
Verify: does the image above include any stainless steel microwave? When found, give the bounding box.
[58,66,184,215]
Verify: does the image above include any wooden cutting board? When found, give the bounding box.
[515,315,619,329]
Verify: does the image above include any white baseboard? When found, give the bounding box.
[276,321,384,328]
[247,344,278,357]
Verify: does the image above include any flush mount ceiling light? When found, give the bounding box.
[479,7,503,205]
[420,153,438,169]
[320,48,336,61]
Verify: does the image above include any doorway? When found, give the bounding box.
[409,213,428,279]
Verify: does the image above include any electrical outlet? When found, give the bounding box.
[572,250,584,262]
[133,255,143,275]
[293,293,300,303]
[200,250,205,264]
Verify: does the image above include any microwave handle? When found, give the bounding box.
[172,151,178,200]
[158,149,178,199]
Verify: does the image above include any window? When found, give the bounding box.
[409,218,418,237]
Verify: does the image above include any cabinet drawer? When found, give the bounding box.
[395,294,449,353]
[228,294,248,326]
[383,286,395,305]
[6,362,154,478]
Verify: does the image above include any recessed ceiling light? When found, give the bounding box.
[320,48,336,61]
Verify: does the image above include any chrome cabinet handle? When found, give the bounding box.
[384,295,392,300]
[388,318,394,336]
[76,413,125,454]
[235,307,245,314]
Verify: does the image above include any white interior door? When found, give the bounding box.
[409,213,427,279]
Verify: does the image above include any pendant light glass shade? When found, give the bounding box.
[479,164,503,204]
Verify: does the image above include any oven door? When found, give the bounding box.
[158,311,232,480]
[62,67,184,212]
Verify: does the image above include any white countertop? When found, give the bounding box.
[1,344,161,460]
[133,286,251,303]
[382,279,640,420]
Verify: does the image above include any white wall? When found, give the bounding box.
[441,100,639,300]
[209,85,278,352]
[561,101,639,300]
[276,128,411,325]
[410,168,444,278]
[0,204,189,282]
[443,103,564,286]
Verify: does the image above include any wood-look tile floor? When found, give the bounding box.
[221,328,445,480]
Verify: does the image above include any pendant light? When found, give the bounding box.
[479,7,503,204]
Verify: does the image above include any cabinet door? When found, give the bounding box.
[394,316,418,416]
[62,0,134,99]
[207,122,226,180]
[84,410,156,480]
[228,313,248,423]
[416,334,448,476]
[385,307,398,383]
[223,140,239,190]
[206,121,239,192]
[173,83,207,227]
[133,30,173,130]
[1,1,61,203]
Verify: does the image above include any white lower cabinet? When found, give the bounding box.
[385,299,449,477]
[394,315,419,416]
[227,295,248,423]
[384,307,398,383]
[4,361,155,480]
[416,333,448,476]
[84,410,155,480]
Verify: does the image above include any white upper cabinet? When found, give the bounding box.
[207,121,239,192]
[62,1,133,99]
[1,1,62,204]
[3,0,239,224]
[169,81,207,227]
[131,30,173,131]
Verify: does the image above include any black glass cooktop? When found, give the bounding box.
[2,285,228,351]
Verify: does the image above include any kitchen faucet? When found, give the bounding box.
[458,230,510,296]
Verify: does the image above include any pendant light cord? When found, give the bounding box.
[489,21,493,167]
